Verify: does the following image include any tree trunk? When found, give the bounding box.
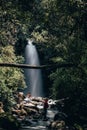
[0,63,77,69]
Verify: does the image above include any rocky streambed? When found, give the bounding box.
[0,93,70,130]
[20,109,58,130]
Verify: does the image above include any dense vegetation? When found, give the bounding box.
[0,0,87,129]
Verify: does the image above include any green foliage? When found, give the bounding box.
[0,45,26,110]
[0,0,87,127]
[0,81,15,111]
[50,67,87,122]
[48,0,87,125]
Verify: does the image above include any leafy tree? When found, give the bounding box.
[0,45,26,110]
[49,0,87,125]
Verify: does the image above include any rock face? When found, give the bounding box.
[11,95,48,123]
[48,120,66,130]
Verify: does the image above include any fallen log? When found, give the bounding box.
[0,63,77,69]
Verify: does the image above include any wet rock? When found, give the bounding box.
[48,120,66,130]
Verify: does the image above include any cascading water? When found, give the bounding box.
[24,40,43,97]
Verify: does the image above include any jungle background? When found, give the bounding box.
[0,0,87,129]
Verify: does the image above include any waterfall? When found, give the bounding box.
[24,40,43,97]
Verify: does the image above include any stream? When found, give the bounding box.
[20,109,58,130]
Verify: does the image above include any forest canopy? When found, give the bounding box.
[0,0,87,128]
